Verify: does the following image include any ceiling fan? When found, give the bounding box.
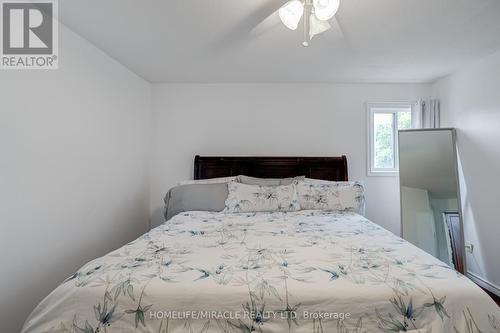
[278,0,340,46]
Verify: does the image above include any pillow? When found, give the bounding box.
[164,183,228,220]
[303,177,331,184]
[297,180,365,213]
[224,182,300,213]
[238,175,305,186]
[178,176,238,186]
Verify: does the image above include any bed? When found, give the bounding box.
[22,156,500,333]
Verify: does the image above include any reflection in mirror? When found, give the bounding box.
[398,129,465,273]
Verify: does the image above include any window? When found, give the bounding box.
[367,102,415,176]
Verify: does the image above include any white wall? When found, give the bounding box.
[432,49,500,294]
[0,25,151,332]
[150,83,430,232]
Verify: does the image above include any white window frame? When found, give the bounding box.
[367,102,418,177]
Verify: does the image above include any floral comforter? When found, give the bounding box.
[23,211,500,333]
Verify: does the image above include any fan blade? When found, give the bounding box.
[332,15,352,48]
[327,16,344,41]
[250,11,282,38]
[315,14,352,51]
[310,14,332,40]
[245,0,290,33]
[210,0,289,51]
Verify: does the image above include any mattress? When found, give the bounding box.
[22,211,500,333]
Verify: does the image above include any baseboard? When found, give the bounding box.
[467,271,500,297]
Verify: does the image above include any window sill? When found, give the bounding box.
[367,170,399,177]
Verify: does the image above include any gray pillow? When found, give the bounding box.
[164,183,228,221]
[238,175,305,186]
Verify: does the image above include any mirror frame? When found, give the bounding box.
[398,128,466,274]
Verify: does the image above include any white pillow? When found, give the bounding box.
[224,182,300,213]
[178,176,238,186]
[297,180,365,213]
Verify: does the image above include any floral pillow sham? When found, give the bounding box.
[224,182,300,213]
[297,180,365,212]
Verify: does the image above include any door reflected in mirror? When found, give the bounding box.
[398,129,465,273]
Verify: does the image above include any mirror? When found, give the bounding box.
[398,129,465,273]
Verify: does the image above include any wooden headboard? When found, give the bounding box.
[194,156,348,181]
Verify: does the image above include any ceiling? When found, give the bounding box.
[59,0,500,83]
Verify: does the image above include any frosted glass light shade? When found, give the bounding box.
[313,0,340,21]
[279,0,304,31]
[310,14,331,39]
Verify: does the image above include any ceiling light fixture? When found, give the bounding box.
[278,0,304,30]
[279,0,340,46]
[313,0,340,21]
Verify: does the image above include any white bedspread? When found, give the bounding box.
[22,211,500,333]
